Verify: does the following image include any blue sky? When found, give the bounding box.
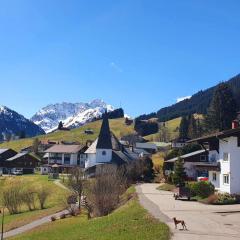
[0,0,240,118]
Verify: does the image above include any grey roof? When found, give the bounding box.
[135,142,157,150]
[151,142,171,147]
[0,149,10,154]
[7,152,27,161]
[45,144,83,153]
[165,149,207,163]
[6,152,40,162]
[96,115,112,149]
[111,151,130,165]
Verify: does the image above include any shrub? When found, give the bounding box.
[86,165,127,217]
[21,188,36,211]
[36,185,50,209]
[215,193,237,205]
[2,181,23,214]
[188,181,215,198]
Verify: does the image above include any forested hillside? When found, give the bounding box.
[137,74,240,122]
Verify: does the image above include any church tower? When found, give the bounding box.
[96,114,112,163]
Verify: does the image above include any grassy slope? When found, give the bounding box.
[0,175,67,232]
[10,193,170,240]
[145,117,181,142]
[0,118,135,152]
[145,114,204,142]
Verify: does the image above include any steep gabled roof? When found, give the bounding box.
[96,115,112,149]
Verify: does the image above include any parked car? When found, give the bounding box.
[174,186,192,201]
[12,169,23,175]
[197,176,209,182]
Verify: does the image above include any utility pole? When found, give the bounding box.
[1,207,4,240]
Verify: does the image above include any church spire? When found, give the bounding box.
[96,114,112,149]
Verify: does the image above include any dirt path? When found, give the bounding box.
[4,210,69,239]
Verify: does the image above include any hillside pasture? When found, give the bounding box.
[0,118,135,152]
[0,175,67,232]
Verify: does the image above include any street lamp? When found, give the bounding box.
[0,207,4,240]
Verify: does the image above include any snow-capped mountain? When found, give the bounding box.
[0,106,45,140]
[31,99,114,133]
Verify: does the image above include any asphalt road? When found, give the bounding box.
[136,183,240,240]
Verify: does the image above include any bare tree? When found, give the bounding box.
[35,185,50,209]
[68,167,85,211]
[86,165,127,217]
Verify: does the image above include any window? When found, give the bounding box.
[102,151,106,156]
[64,154,71,164]
[212,172,217,181]
[223,174,229,184]
[210,154,216,162]
[223,153,229,162]
[200,155,207,162]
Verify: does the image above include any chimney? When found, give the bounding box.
[232,120,239,129]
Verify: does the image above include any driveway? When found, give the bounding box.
[136,183,240,240]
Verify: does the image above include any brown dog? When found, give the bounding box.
[173,217,187,230]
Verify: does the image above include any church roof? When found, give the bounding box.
[96,115,113,149]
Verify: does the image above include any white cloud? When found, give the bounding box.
[176,96,191,103]
[109,62,123,73]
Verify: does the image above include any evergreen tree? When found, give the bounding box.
[188,115,197,139]
[179,116,189,139]
[172,157,186,186]
[58,121,63,130]
[205,83,237,132]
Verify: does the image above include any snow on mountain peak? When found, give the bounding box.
[31,100,115,133]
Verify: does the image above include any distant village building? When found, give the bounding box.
[0,149,39,174]
[135,142,157,154]
[84,129,94,135]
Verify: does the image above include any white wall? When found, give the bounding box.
[209,171,220,189]
[85,153,97,168]
[219,136,240,194]
[96,149,112,163]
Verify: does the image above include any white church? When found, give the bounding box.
[85,115,136,174]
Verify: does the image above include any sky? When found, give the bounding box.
[0,0,240,118]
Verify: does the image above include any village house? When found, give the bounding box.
[164,149,214,180]
[6,152,39,174]
[135,142,157,154]
[85,115,138,175]
[43,144,87,174]
[189,122,240,194]
[0,148,39,174]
